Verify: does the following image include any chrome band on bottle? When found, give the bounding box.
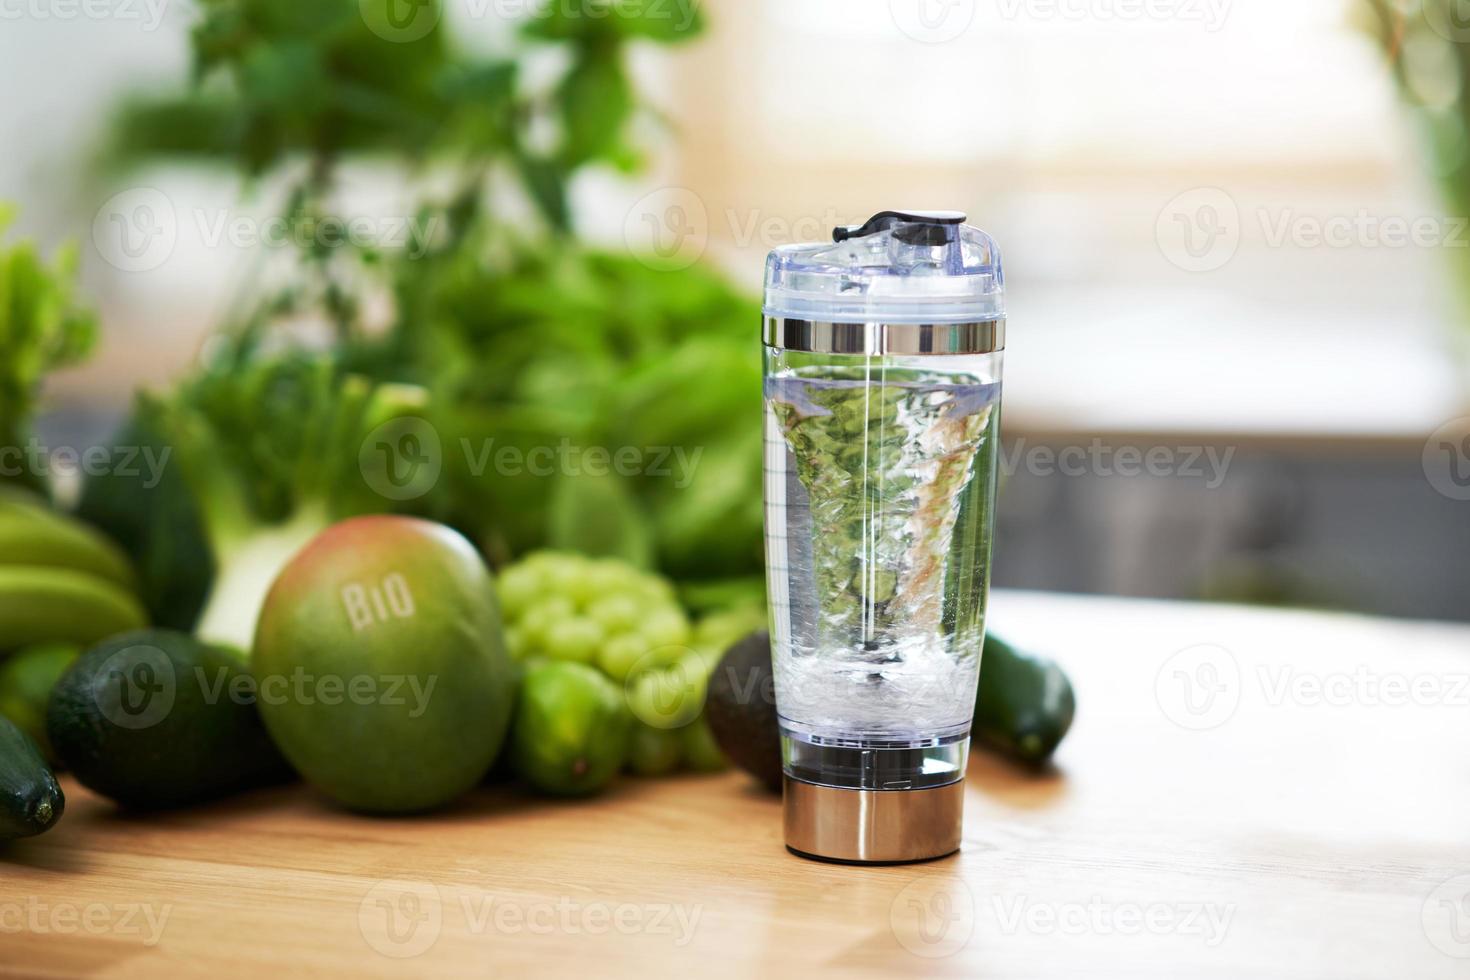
[762,316,1005,356]
[783,777,965,864]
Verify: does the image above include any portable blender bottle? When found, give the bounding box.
[762,210,1005,863]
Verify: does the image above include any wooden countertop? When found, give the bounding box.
[4,590,1470,978]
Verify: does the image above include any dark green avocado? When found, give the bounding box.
[705,630,782,792]
[47,629,294,810]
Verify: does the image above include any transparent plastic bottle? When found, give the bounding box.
[762,210,1005,863]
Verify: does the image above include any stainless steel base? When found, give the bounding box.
[782,777,964,864]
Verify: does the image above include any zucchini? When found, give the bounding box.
[0,713,64,839]
[974,632,1075,766]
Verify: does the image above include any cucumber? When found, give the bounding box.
[0,713,64,839]
[973,632,1075,766]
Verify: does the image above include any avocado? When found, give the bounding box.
[0,713,64,839]
[705,630,782,792]
[47,629,294,810]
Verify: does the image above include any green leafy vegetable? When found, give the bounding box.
[0,208,98,494]
[86,0,763,637]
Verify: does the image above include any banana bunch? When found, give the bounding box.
[0,491,147,651]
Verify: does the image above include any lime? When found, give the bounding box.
[680,715,728,773]
[626,721,682,776]
[512,661,629,796]
[0,643,79,763]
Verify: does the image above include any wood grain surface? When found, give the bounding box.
[3,590,1469,978]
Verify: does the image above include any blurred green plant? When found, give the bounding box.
[1363,1,1470,317]
[0,207,97,493]
[82,0,764,636]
